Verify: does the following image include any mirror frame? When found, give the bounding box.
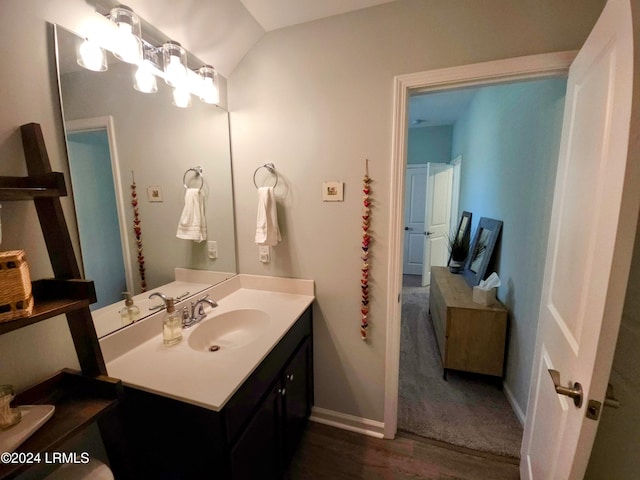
[463,216,503,287]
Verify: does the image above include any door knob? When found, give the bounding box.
[404,227,412,231]
[548,369,583,407]
[425,231,433,236]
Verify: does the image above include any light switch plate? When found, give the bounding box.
[207,241,217,259]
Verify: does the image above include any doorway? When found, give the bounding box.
[65,116,133,309]
[391,55,574,457]
[399,79,566,456]
[403,162,455,286]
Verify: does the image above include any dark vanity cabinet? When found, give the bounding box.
[123,306,313,479]
[230,335,312,478]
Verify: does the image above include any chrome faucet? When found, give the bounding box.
[182,295,218,328]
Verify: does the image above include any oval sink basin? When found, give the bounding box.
[188,309,271,352]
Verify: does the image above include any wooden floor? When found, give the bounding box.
[285,422,520,480]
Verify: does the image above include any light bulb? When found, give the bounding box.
[172,87,191,108]
[115,23,142,64]
[77,38,107,72]
[166,55,187,86]
[163,41,187,87]
[110,6,142,64]
[134,63,157,93]
[198,65,219,104]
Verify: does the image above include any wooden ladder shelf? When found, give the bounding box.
[0,123,128,479]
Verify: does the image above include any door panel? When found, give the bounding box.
[403,165,428,275]
[549,48,614,339]
[231,384,282,480]
[283,338,312,463]
[521,0,635,478]
[422,163,453,286]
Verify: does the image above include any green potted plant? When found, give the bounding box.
[447,234,468,273]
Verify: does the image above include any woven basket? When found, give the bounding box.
[0,250,34,322]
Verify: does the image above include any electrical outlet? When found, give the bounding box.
[259,245,270,263]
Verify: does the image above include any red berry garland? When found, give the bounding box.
[361,160,371,340]
[131,172,147,292]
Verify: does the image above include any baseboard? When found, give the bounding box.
[502,381,526,426]
[309,407,385,439]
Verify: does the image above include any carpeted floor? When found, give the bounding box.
[398,275,523,458]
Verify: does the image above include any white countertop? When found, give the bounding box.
[99,275,314,412]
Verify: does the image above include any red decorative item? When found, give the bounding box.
[360,159,372,340]
[131,171,147,292]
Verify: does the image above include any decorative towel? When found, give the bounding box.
[255,186,281,246]
[176,188,207,242]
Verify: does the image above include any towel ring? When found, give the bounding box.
[183,166,204,190]
[253,163,278,189]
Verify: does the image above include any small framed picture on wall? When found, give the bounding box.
[322,181,344,202]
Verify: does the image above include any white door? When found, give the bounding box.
[422,163,453,286]
[403,165,427,276]
[521,1,636,479]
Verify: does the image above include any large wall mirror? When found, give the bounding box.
[53,24,236,336]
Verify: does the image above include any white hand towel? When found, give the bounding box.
[176,188,207,242]
[255,186,281,246]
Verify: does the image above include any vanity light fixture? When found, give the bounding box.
[109,5,142,64]
[198,65,219,105]
[82,5,220,106]
[162,41,188,87]
[77,37,108,72]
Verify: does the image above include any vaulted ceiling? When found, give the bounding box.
[122,0,398,77]
[239,0,398,32]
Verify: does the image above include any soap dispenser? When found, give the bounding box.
[149,292,182,345]
[120,292,140,326]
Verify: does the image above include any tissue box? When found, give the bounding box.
[472,286,496,306]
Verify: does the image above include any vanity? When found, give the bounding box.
[99,274,315,479]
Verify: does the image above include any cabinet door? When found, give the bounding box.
[230,383,282,480]
[282,338,312,463]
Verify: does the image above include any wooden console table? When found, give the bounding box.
[429,266,507,381]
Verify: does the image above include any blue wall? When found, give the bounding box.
[451,77,567,415]
[407,125,453,164]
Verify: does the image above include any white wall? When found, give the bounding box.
[227,0,605,423]
[407,125,452,165]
